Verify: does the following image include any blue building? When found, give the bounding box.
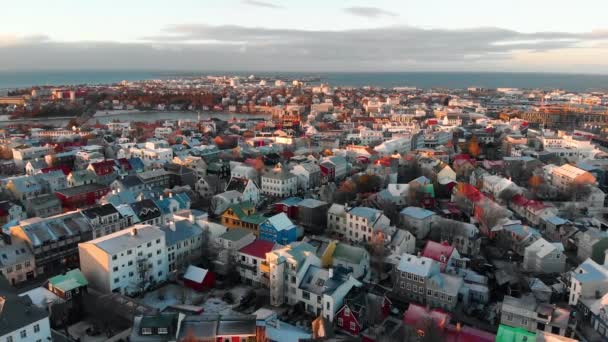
[260,212,297,245]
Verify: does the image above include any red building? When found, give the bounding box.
[421,240,456,272]
[54,183,110,211]
[335,290,391,336]
[183,265,215,291]
[319,162,335,181]
[273,197,302,219]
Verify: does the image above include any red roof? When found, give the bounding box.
[403,304,450,330]
[511,194,529,207]
[421,240,455,271]
[90,160,116,176]
[526,200,549,211]
[116,158,132,170]
[41,165,72,176]
[444,324,495,342]
[239,240,275,259]
[456,183,483,202]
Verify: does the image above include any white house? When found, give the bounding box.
[569,258,608,306]
[0,278,51,342]
[265,242,361,322]
[523,238,566,274]
[345,207,391,243]
[78,225,169,295]
[237,239,276,287]
[261,166,298,198]
[400,207,436,239]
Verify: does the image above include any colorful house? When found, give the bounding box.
[54,183,111,211]
[259,213,298,245]
[221,201,266,236]
[182,265,215,291]
[335,289,391,335]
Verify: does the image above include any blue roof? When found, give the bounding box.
[349,207,381,221]
[160,220,201,246]
[128,157,145,171]
[277,197,303,206]
[572,259,608,284]
[545,216,568,226]
[400,206,435,220]
[105,190,137,206]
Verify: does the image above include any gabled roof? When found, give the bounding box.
[265,213,295,232]
[422,240,455,270]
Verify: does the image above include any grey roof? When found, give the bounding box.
[119,175,144,188]
[81,203,120,219]
[0,276,49,337]
[177,314,256,340]
[219,228,252,242]
[56,183,107,197]
[299,265,350,296]
[89,225,164,255]
[18,212,91,247]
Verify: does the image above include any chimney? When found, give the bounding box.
[160,195,163,200]
[169,192,173,198]
[189,214,195,224]
[169,221,176,231]
[131,228,138,236]
[328,268,333,278]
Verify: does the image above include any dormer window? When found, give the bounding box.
[158,327,168,335]
[141,328,152,335]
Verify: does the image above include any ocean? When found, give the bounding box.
[1,70,608,92]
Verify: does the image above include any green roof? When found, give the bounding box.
[333,243,366,264]
[496,325,536,342]
[227,201,266,225]
[48,269,88,292]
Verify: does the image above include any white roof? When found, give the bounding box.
[267,213,295,231]
[397,253,436,276]
[183,265,208,283]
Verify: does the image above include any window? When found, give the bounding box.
[344,308,350,317]
[113,266,118,272]
[158,327,168,335]
[141,328,152,335]
[20,330,26,338]
[34,324,40,333]
[156,239,161,244]
[114,278,119,283]
[337,318,343,326]
[350,322,356,331]
[7,337,13,342]
[112,255,117,260]
[413,285,417,292]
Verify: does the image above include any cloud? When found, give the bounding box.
[242,0,281,9]
[1,25,608,73]
[343,6,398,18]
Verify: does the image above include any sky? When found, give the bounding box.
[1,0,608,73]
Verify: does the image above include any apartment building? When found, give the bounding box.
[550,164,596,192]
[78,225,168,295]
[261,167,298,198]
[327,205,391,243]
[392,253,463,311]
